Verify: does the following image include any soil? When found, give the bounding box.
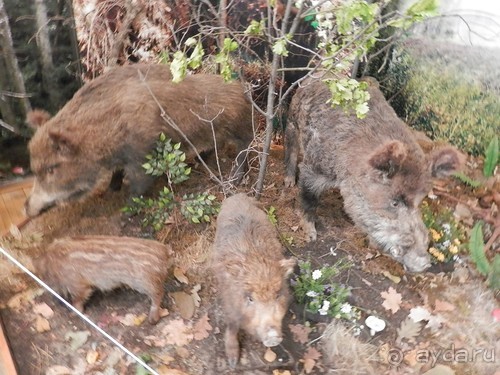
[0,141,498,375]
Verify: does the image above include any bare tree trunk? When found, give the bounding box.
[108,0,141,69]
[0,0,31,133]
[0,59,17,129]
[255,0,302,197]
[34,0,61,111]
[64,0,83,86]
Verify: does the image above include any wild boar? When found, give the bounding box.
[33,235,173,324]
[212,193,296,367]
[25,63,254,217]
[284,77,463,272]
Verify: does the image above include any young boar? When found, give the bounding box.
[33,235,173,324]
[26,63,253,217]
[213,193,296,367]
[285,77,462,273]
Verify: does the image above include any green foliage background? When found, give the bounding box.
[381,40,500,156]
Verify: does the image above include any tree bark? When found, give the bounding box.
[34,0,61,111]
[0,0,31,133]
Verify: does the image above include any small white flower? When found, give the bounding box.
[318,300,330,315]
[306,291,319,298]
[442,240,451,248]
[442,223,451,234]
[340,303,352,314]
[428,193,438,200]
[312,269,322,280]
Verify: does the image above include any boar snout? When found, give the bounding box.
[403,251,431,273]
[262,327,283,347]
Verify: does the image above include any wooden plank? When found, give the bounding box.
[3,190,27,228]
[0,315,18,375]
[0,195,9,236]
[0,177,34,194]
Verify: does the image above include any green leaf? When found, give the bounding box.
[203,215,210,222]
[223,38,238,52]
[170,51,188,83]
[487,255,500,291]
[192,217,200,224]
[188,40,204,70]
[406,0,439,18]
[468,222,491,276]
[483,135,498,177]
[244,19,264,36]
[272,38,289,57]
[452,171,481,188]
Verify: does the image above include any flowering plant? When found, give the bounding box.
[421,200,466,263]
[292,259,354,318]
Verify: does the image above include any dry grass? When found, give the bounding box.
[320,319,380,375]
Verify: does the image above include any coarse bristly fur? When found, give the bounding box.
[284,76,464,273]
[25,63,254,217]
[212,193,296,367]
[33,235,173,324]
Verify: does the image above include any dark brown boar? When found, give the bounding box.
[285,77,463,273]
[25,63,254,217]
[33,235,173,324]
[212,193,296,367]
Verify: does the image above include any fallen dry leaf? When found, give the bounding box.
[425,313,446,331]
[264,348,277,362]
[409,306,432,323]
[377,343,391,364]
[288,323,311,344]
[396,316,422,345]
[65,330,91,350]
[35,316,51,332]
[422,364,456,375]
[144,335,166,347]
[382,270,401,284]
[157,367,190,375]
[191,284,201,307]
[7,288,44,310]
[119,313,146,326]
[381,287,403,314]
[162,318,193,347]
[174,267,189,284]
[170,291,195,320]
[86,349,99,364]
[273,371,292,375]
[434,299,455,312]
[33,302,54,319]
[192,313,212,341]
[45,365,73,375]
[301,346,322,374]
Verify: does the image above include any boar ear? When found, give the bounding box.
[280,257,297,277]
[428,146,464,178]
[26,109,51,129]
[48,129,78,155]
[368,141,408,179]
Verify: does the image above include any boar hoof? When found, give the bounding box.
[148,309,160,325]
[302,220,317,242]
[284,176,296,188]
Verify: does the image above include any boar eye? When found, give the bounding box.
[47,167,54,174]
[391,196,407,208]
[247,295,254,303]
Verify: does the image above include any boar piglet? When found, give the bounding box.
[33,235,173,324]
[285,76,463,273]
[213,193,296,367]
[25,63,253,217]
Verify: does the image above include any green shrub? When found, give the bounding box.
[383,46,500,156]
[123,133,220,231]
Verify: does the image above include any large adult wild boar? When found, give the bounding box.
[285,77,462,272]
[25,64,253,216]
[213,193,296,367]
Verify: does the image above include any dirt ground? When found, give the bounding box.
[0,141,498,375]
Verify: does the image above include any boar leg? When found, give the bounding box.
[224,323,240,368]
[147,289,165,325]
[124,165,155,196]
[284,123,299,187]
[71,286,94,312]
[299,179,319,242]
